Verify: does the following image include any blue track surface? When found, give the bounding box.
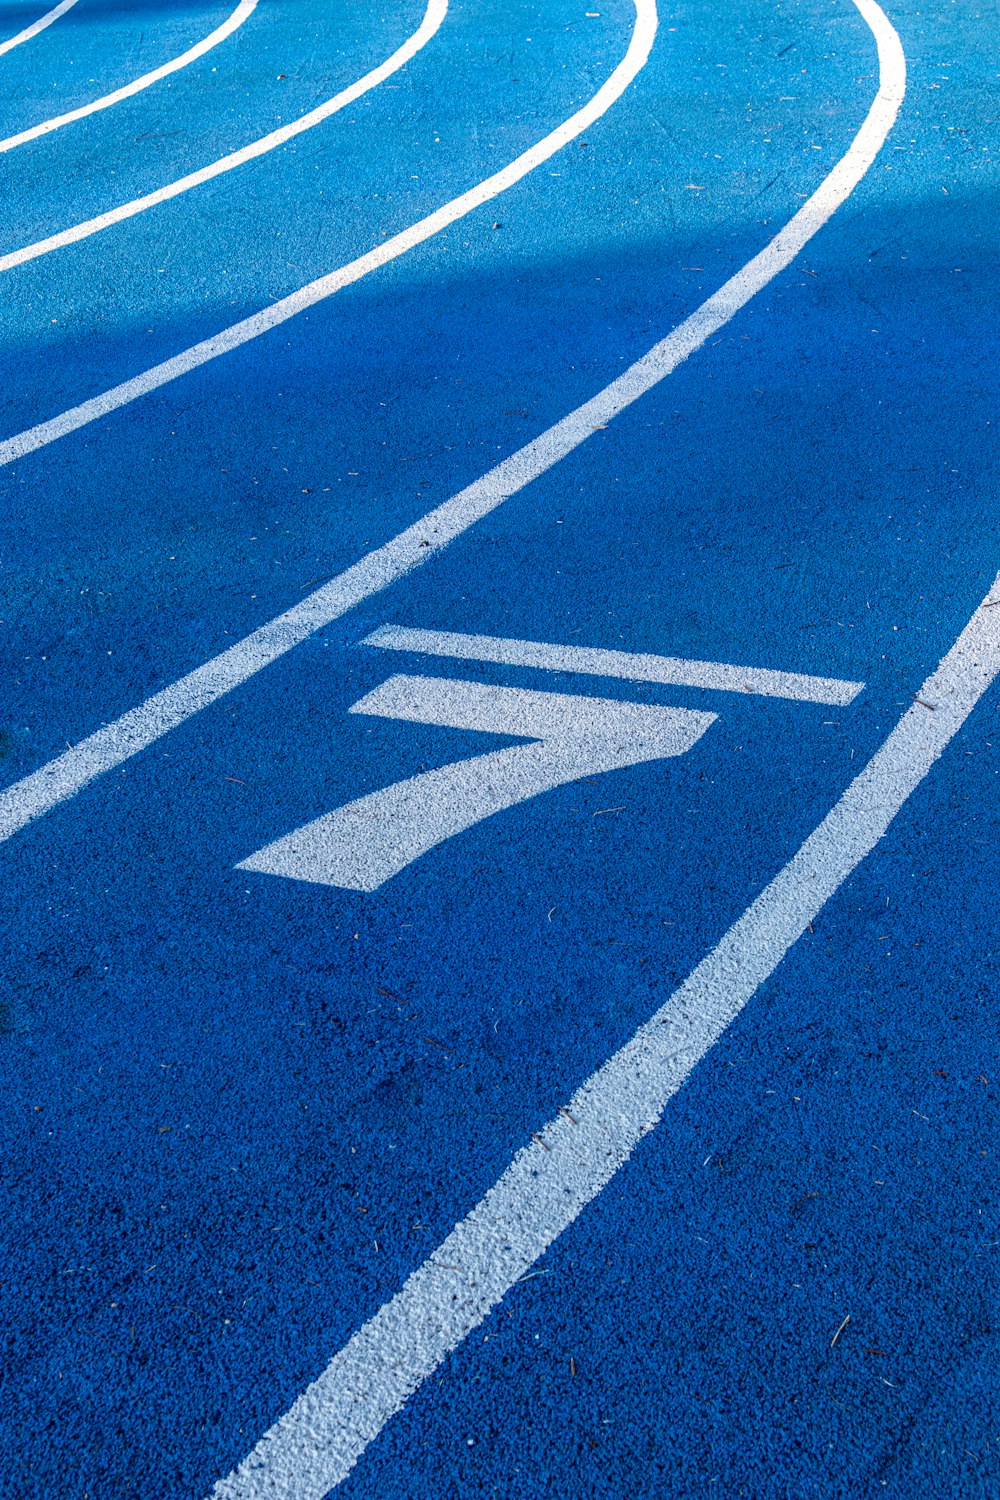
[1,0,997,1494]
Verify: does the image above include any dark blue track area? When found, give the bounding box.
[0,0,996,1496]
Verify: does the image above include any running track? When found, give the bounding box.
[1,0,997,1495]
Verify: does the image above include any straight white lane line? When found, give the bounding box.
[0,0,259,155]
[0,0,656,464]
[0,0,901,849]
[361,623,866,704]
[210,573,1000,1500]
[0,0,449,273]
[0,0,77,57]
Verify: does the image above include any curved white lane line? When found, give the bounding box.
[0,0,900,856]
[0,0,78,57]
[0,0,449,274]
[0,0,259,155]
[0,0,656,465]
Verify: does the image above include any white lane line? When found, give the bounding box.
[0,0,657,464]
[0,0,259,155]
[211,574,1000,1500]
[0,0,902,849]
[361,624,865,705]
[0,0,77,57]
[0,0,450,274]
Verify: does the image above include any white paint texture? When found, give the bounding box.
[0,0,904,849]
[0,0,259,154]
[238,674,714,889]
[362,624,865,704]
[211,576,1000,1496]
[0,0,449,273]
[0,0,655,462]
[0,0,77,57]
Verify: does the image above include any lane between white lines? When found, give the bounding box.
[0,0,449,273]
[212,572,1000,1500]
[361,623,866,704]
[0,0,259,155]
[0,0,656,463]
[205,3,913,1494]
[0,0,78,58]
[0,0,902,851]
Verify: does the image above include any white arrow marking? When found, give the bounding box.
[237,675,715,891]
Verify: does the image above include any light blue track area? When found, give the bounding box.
[1,0,997,1491]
